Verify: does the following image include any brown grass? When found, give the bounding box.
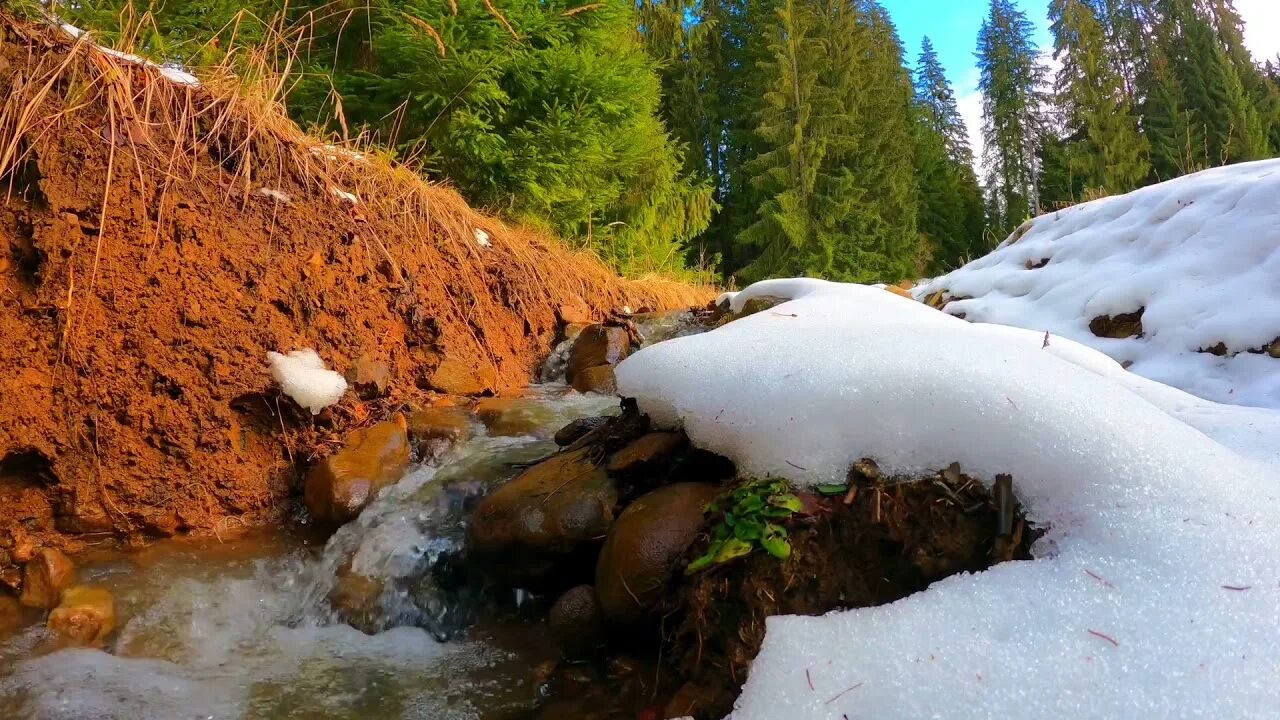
[0,11,713,314]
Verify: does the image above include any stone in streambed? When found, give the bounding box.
[468,448,617,585]
[329,567,385,635]
[474,397,561,438]
[0,594,24,639]
[548,584,605,659]
[554,416,610,447]
[305,421,411,524]
[19,548,75,609]
[408,406,473,459]
[571,365,617,395]
[47,585,115,646]
[566,325,630,383]
[595,483,718,625]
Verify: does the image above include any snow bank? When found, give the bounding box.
[267,349,347,415]
[915,159,1280,410]
[616,278,1280,718]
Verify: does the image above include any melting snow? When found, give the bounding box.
[916,159,1280,410]
[61,23,200,86]
[617,278,1280,718]
[267,349,347,415]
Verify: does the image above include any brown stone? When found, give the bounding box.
[557,300,594,326]
[606,432,686,475]
[737,295,789,318]
[595,483,718,625]
[47,585,115,646]
[474,397,560,438]
[566,325,630,383]
[305,421,411,524]
[19,548,75,609]
[571,365,617,395]
[548,584,605,659]
[0,593,24,639]
[467,448,617,584]
[328,568,385,635]
[426,357,497,396]
[407,406,473,459]
[345,354,391,399]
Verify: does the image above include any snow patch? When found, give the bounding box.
[255,188,292,204]
[267,349,347,415]
[473,228,492,248]
[61,23,199,86]
[916,159,1280,410]
[616,278,1280,718]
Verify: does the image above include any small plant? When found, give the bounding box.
[685,478,803,575]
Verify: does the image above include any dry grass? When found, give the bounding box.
[0,10,713,314]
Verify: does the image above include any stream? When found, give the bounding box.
[0,312,707,720]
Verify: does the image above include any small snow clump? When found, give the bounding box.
[267,349,347,415]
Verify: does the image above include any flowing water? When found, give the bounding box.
[0,312,708,720]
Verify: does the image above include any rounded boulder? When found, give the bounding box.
[595,483,718,625]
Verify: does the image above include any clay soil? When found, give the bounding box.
[0,15,709,582]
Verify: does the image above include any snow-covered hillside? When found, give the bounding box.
[916,159,1280,410]
[618,278,1280,719]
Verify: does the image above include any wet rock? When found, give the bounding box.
[305,421,411,524]
[425,357,497,396]
[548,584,605,659]
[0,594,24,639]
[0,567,20,595]
[19,548,75,609]
[606,432,686,475]
[595,483,718,625]
[554,416,610,447]
[345,354,391,399]
[571,365,617,395]
[474,397,560,438]
[567,325,630,383]
[737,295,788,318]
[407,406,472,459]
[468,448,618,584]
[329,568,385,635]
[47,585,115,646]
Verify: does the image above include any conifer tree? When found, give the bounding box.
[1050,0,1149,195]
[739,0,919,282]
[914,37,985,270]
[976,0,1046,236]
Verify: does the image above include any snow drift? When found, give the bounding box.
[617,278,1280,718]
[916,159,1280,410]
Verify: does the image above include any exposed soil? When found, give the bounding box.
[0,16,709,580]
[662,471,1035,719]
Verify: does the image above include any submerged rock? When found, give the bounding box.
[19,548,75,609]
[329,567,385,635]
[407,406,473,459]
[0,594,23,639]
[47,585,115,646]
[468,448,618,584]
[567,325,630,383]
[474,397,561,438]
[595,483,717,625]
[570,365,617,395]
[554,416,610,447]
[305,421,411,524]
[548,584,605,659]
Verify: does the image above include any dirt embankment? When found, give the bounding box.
[0,15,709,580]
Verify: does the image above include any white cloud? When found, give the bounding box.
[1236,0,1280,62]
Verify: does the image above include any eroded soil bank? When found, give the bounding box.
[0,15,709,586]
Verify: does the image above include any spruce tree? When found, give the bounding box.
[976,0,1046,237]
[1050,0,1149,196]
[738,0,919,282]
[914,37,985,270]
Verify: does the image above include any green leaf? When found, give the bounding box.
[761,523,792,559]
[734,520,763,541]
[713,538,754,564]
[815,483,847,496]
[769,493,803,512]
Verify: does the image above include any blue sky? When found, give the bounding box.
[884,0,1280,166]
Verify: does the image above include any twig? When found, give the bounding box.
[1087,629,1119,647]
[825,682,863,704]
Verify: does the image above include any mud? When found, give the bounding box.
[0,16,709,577]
